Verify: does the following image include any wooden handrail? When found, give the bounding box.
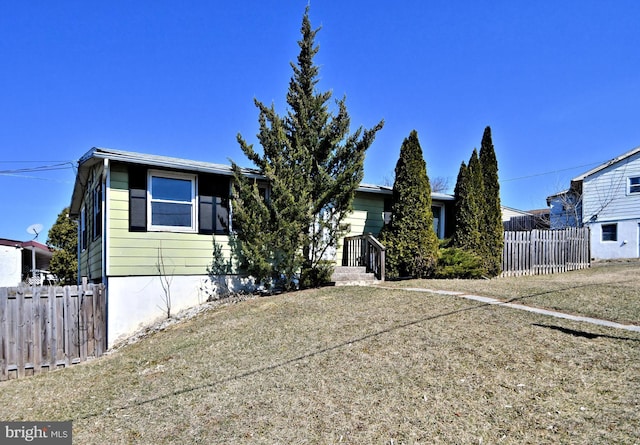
[342,233,386,281]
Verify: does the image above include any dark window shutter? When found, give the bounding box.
[199,174,230,234]
[199,195,214,234]
[129,166,147,232]
[216,197,230,233]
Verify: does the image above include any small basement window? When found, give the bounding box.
[601,224,617,242]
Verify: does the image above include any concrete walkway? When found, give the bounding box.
[395,287,640,333]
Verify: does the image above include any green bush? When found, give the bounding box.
[435,247,486,279]
[299,260,334,289]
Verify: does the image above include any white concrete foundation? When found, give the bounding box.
[106,274,253,347]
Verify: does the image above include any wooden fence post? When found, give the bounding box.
[0,288,8,380]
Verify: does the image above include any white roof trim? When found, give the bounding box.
[572,146,640,182]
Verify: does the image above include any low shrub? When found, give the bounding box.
[435,247,486,279]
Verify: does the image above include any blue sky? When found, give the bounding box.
[1,1,639,243]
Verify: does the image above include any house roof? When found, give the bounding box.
[571,145,640,182]
[70,147,455,216]
[70,147,263,217]
[356,183,454,201]
[0,238,53,255]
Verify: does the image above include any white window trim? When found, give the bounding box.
[628,176,640,195]
[147,170,197,233]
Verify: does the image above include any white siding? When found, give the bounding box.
[589,220,640,259]
[0,246,22,287]
[581,151,640,223]
[582,151,640,259]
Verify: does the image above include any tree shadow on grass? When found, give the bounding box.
[532,323,640,342]
[502,279,638,306]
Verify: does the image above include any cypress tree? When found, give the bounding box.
[232,7,383,290]
[478,126,503,276]
[452,161,478,253]
[452,152,484,262]
[379,130,439,279]
[467,149,486,255]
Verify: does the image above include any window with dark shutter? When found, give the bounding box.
[93,183,102,239]
[198,174,230,234]
[129,166,147,232]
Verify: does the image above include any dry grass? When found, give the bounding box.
[387,261,640,325]
[0,266,639,444]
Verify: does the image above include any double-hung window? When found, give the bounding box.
[629,176,640,194]
[147,170,197,232]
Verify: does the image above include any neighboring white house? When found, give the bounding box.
[547,146,640,259]
[0,239,54,287]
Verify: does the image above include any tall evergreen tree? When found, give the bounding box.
[478,126,503,276]
[379,130,439,279]
[452,161,479,253]
[46,207,78,284]
[452,151,485,261]
[232,8,383,290]
[467,148,485,250]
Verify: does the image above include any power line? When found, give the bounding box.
[0,160,75,163]
[0,162,75,175]
[501,160,606,183]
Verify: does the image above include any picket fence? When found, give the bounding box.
[502,227,590,277]
[0,282,106,381]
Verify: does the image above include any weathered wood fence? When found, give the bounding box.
[502,227,590,277]
[0,283,106,381]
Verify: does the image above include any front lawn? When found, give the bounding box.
[386,261,640,325]
[0,279,638,444]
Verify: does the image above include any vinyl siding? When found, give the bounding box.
[335,192,386,265]
[582,151,640,223]
[344,192,386,237]
[106,163,232,277]
[78,163,103,282]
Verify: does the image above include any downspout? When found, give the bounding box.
[102,158,110,348]
[77,210,82,285]
[102,159,109,282]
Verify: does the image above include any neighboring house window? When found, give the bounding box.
[80,207,87,251]
[383,197,392,225]
[92,183,102,240]
[148,170,197,232]
[601,224,617,242]
[432,205,443,239]
[629,176,640,194]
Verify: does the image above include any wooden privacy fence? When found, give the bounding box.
[502,227,590,277]
[0,283,106,381]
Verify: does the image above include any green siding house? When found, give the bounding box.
[69,147,454,346]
